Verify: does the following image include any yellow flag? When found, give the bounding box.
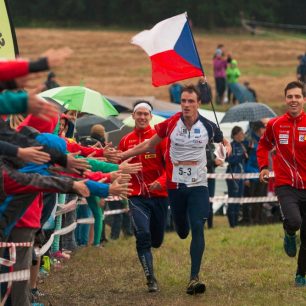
[0,0,18,59]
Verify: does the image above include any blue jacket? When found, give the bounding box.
[226,140,247,173]
[20,133,109,198]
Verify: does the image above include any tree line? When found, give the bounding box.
[8,0,306,29]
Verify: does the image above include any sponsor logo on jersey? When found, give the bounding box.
[299,134,306,142]
[144,154,157,159]
[279,139,288,144]
[279,133,289,139]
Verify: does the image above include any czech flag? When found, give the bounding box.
[131,12,203,87]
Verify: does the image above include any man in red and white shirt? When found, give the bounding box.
[258,81,306,287]
[120,85,231,295]
[119,101,168,292]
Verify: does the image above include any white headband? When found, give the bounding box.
[133,102,152,113]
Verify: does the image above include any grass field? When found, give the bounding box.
[16,28,306,114]
[41,217,306,306]
[17,28,306,305]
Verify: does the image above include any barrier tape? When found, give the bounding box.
[211,195,278,204]
[0,269,30,283]
[36,218,95,257]
[206,172,274,179]
[0,242,33,306]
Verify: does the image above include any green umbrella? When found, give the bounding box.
[123,113,166,127]
[39,86,118,117]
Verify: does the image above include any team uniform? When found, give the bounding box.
[155,112,223,281]
[257,110,306,280]
[119,125,168,289]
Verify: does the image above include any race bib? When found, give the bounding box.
[172,164,198,183]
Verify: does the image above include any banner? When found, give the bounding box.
[0,0,18,59]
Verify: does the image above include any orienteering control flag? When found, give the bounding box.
[131,12,203,87]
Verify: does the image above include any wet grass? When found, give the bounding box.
[41,217,306,306]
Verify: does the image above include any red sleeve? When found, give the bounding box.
[155,113,180,138]
[153,138,167,188]
[0,60,29,81]
[155,118,170,138]
[66,141,104,157]
[257,122,274,170]
[84,171,111,183]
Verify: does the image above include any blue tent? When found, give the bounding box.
[228,83,256,103]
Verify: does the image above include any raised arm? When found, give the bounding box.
[120,134,162,160]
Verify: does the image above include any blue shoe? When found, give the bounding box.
[295,275,306,287]
[284,232,297,257]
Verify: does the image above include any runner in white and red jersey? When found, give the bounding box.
[258,81,306,287]
[120,85,231,295]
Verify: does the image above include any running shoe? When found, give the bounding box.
[186,277,206,295]
[295,275,306,287]
[51,250,71,260]
[38,267,49,278]
[147,276,159,293]
[31,288,46,299]
[284,232,297,257]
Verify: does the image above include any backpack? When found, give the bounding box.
[169,83,183,104]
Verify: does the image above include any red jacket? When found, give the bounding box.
[257,111,306,189]
[119,126,167,198]
[65,138,104,157]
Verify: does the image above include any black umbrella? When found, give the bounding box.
[75,115,124,136]
[43,97,67,113]
[220,102,276,123]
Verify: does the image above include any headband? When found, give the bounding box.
[133,102,152,113]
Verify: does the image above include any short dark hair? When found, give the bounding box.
[284,81,306,97]
[231,126,243,139]
[181,84,201,101]
[133,100,153,111]
[252,121,265,132]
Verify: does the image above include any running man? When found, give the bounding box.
[258,81,306,287]
[118,100,168,292]
[120,85,231,294]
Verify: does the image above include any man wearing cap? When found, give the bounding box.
[118,100,168,292]
[120,85,231,295]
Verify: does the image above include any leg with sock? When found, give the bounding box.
[129,197,157,292]
[296,205,306,286]
[186,186,209,295]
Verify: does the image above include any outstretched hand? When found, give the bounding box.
[119,158,142,174]
[27,88,59,121]
[66,153,91,174]
[109,176,133,199]
[72,179,90,197]
[41,47,74,68]
[17,146,50,164]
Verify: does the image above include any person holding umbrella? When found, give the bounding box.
[258,81,306,287]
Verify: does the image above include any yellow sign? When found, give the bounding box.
[0,0,16,59]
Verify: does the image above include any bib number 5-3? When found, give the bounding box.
[173,164,197,183]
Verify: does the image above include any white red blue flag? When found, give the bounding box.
[131,12,203,87]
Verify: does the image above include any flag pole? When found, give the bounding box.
[185,13,221,129]
[185,14,238,186]
[4,0,19,56]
